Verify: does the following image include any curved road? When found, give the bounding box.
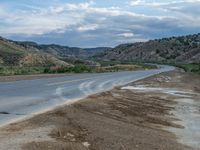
[0,65,174,126]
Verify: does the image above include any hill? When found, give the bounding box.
[0,37,111,67]
[0,37,109,75]
[96,33,200,64]
[15,41,110,59]
[0,37,70,67]
[1,33,200,75]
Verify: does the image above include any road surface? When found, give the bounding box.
[0,65,174,126]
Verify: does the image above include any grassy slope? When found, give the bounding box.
[0,40,27,65]
[0,38,71,75]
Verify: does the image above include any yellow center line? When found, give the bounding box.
[47,74,112,86]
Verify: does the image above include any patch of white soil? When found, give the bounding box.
[122,85,200,149]
[170,98,200,149]
[121,86,196,98]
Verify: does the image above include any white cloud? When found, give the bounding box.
[128,0,200,27]
[129,0,200,7]
[77,24,99,32]
[118,33,135,38]
[0,1,161,36]
[129,0,145,6]
[0,0,200,47]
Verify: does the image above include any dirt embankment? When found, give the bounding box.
[0,70,199,150]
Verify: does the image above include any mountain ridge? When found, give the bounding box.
[0,36,110,67]
[1,33,200,67]
[95,33,200,64]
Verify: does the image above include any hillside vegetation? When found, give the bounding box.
[0,37,70,67]
[176,63,200,73]
[0,37,105,75]
[96,33,200,64]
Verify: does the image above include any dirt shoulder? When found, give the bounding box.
[0,70,199,150]
[0,74,70,82]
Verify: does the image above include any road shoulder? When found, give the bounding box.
[0,74,70,82]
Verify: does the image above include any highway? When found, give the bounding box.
[0,65,174,126]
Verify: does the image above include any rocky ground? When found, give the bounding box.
[0,69,199,150]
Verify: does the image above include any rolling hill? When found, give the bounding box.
[0,39,70,67]
[1,33,200,69]
[15,41,111,59]
[0,37,109,67]
[96,33,200,64]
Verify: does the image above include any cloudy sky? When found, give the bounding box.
[0,0,200,47]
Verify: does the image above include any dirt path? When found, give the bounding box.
[0,70,199,150]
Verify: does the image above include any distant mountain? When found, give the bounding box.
[0,37,110,67]
[15,41,111,59]
[1,33,200,68]
[96,33,200,64]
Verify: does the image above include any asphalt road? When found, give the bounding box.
[0,65,174,126]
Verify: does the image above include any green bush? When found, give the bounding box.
[72,65,92,73]
[176,63,200,73]
[42,65,92,74]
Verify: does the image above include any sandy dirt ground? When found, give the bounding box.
[0,69,199,150]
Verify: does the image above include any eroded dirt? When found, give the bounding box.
[0,69,199,150]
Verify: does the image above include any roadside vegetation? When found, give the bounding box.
[0,65,92,75]
[0,62,157,76]
[176,63,200,73]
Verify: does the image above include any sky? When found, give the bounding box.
[0,0,200,47]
